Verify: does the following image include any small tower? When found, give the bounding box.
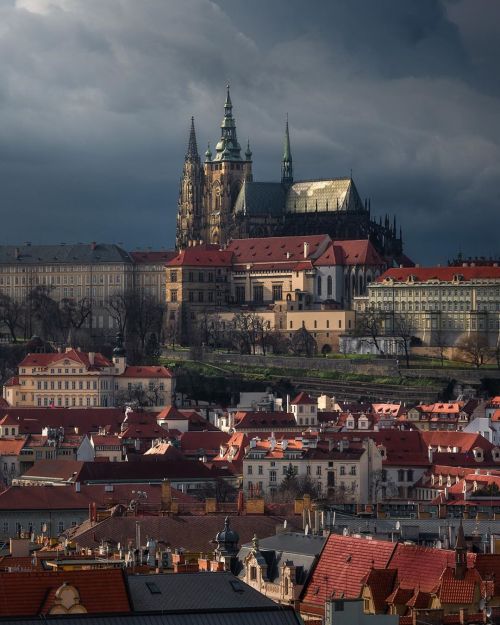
[176,117,204,250]
[112,332,127,375]
[281,115,293,185]
[214,516,240,571]
[454,520,467,580]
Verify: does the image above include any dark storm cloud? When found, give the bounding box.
[0,0,498,262]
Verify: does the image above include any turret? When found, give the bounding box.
[213,84,242,162]
[112,332,127,374]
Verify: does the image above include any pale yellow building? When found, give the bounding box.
[3,348,174,408]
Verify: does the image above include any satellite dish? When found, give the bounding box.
[343,527,349,536]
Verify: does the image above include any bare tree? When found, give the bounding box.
[457,333,492,368]
[230,312,270,354]
[433,322,449,367]
[59,297,92,331]
[0,294,24,342]
[26,286,60,340]
[130,292,164,351]
[354,305,385,354]
[105,291,135,336]
[290,325,317,357]
[392,313,416,369]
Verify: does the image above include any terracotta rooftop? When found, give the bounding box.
[0,568,130,616]
[19,349,112,369]
[120,365,173,378]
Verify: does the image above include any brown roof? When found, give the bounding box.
[67,514,299,553]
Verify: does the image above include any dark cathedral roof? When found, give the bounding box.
[233,181,286,217]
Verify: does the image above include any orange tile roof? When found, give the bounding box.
[0,438,27,455]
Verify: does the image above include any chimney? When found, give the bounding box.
[303,241,310,258]
[88,352,95,365]
[75,481,81,493]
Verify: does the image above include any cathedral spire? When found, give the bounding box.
[214,84,241,161]
[281,115,293,185]
[186,116,199,161]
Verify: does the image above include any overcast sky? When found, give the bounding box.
[0,0,499,263]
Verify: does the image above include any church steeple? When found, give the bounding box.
[281,115,293,185]
[176,116,204,250]
[454,520,467,580]
[186,116,199,161]
[214,84,242,161]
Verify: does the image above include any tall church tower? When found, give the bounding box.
[176,117,204,250]
[203,86,252,246]
[281,116,293,185]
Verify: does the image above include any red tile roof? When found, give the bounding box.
[166,245,233,267]
[0,568,130,616]
[0,407,131,437]
[291,392,315,405]
[301,534,396,607]
[388,543,462,593]
[362,568,397,612]
[234,411,298,429]
[179,431,230,453]
[227,235,329,265]
[157,405,189,420]
[19,349,112,369]
[421,431,493,453]
[332,239,384,266]
[378,266,500,283]
[437,567,479,605]
[120,365,173,378]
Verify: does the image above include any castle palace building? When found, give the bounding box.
[176,87,406,264]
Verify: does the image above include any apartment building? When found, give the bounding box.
[242,434,382,503]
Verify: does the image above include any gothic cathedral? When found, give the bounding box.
[176,87,405,263]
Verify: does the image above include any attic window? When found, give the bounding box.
[230,580,244,593]
[146,582,162,594]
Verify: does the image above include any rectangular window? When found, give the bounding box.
[235,285,245,303]
[258,465,263,475]
[170,271,177,283]
[198,291,204,303]
[171,290,178,303]
[272,285,283,301]
[270,470,276,483]
[253,285,264,302]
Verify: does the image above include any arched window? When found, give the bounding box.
[317,276,322,296]
[327,276,333,296]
